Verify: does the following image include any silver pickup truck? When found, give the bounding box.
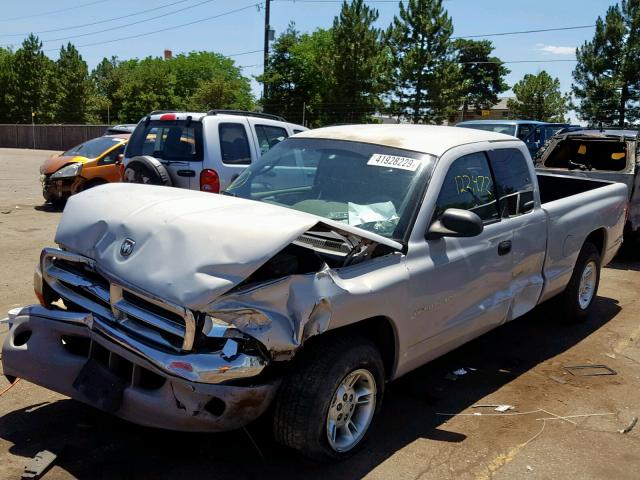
[3,125,627,462]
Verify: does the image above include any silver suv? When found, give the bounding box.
[123,110,306,192]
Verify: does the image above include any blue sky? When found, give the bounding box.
[0,0,618,120]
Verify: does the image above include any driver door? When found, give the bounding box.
[404,151,515,367]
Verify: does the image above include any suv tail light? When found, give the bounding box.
[200,169,220,193]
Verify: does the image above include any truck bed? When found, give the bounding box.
[537,172,615,204]
[536,172,628,303]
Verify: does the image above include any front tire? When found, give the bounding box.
[557,242,601,322]
[273,335,384,462]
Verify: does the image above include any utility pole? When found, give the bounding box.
[263,0,271,100]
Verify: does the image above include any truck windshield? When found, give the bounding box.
[226,138,434,241]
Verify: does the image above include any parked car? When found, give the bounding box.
[456,120,573,156]
[535,128,640,243]
[104,124,137,135]
[39,134,129,206]
[122,109,307,192]
[4,125,626,463]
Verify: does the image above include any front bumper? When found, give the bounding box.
[41,175,79,202]
[2,305,278,432]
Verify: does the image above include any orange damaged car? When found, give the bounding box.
[39,134,129,206]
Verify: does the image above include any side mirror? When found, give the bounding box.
[115,154,124,164]
[426,208,484,240]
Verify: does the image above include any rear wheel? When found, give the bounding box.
[273,335,384,462]
[557,242,601,322]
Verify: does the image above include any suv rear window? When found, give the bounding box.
[127,120,203,161]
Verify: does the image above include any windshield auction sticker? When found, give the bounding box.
[367,154,421,171]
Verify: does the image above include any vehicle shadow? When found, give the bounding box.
[0,296,621,479]
[34,203,64,213]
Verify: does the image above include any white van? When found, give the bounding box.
[123,110,307,192]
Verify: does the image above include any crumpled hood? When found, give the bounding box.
[55,183,400,311]
[40,154,88,175]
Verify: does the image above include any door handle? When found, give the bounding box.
[177,170,195,177]
[498,240,512,256]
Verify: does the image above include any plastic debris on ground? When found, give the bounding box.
[620,417,638,434]
[445,367,477,381]
[472,404,515,412]
[22,449,60,480]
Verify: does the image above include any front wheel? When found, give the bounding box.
[273,335,384,462]
[557,242,601,322]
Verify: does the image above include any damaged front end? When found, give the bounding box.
[3,215,399,432]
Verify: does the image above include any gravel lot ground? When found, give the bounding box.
[1,148,639,479]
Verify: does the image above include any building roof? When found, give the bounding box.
[294,124,515,156]
[457,97,512,111]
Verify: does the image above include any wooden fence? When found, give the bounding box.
[0,124,111,151]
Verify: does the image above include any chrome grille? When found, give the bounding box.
[41,248,196,351]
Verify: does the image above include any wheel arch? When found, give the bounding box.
[306,316,398,381]
[584,228,606,258]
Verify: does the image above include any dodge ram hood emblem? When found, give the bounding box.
[120,238,136,257]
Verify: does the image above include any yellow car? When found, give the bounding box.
[39,134,129,206]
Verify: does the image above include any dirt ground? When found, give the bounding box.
[1,147,639,479]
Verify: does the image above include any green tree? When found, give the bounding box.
[0,48,14,123]
[260,24,334,125]
[55,43,93,123]
[507,71,569,122]
[329,0,391,123]
[572,1,640,126]
[386,0,458,123]
[116,57,178,122]
[188,75,253,111]
[455,39,509,120]
[92,56,125,123]
[171,51,254,111]
[10,34,57,123]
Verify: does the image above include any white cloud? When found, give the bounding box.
[535,44,576,56]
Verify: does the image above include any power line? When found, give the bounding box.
[40,0,219,44]
[453,24,595,39]
[0,0,108,22]
[0,0,192,38]
[464,59,577,64]
[43,3,263,52]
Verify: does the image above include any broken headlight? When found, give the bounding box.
[200,315,268,359]
[51,162,82,179]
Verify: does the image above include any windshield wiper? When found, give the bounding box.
[220,190,237,197]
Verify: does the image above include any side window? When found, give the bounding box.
[488,148,535,217]
[255,125,288,155]
[517,124,534,141]
[220,123,251,165]
[434,152,499,222]
[102,144,124,164]
[293,129,304,134]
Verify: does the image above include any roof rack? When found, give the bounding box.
[206,109,286,122]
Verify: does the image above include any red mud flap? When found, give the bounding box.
[72,359,127,413]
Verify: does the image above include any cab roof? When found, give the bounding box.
[294,124,515,157]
